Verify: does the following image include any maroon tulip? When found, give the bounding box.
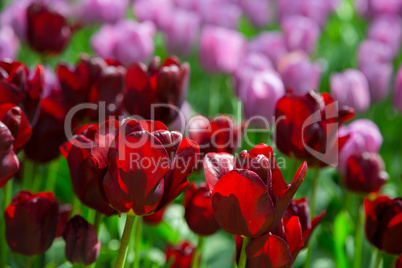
[4,191,59,256]
[63,215,100,266]
[143,207,166,225]
[0,104,32,188]
[275,91,354,167]
[188,114,241,158]
[204,144,307,238]
[165,241,197,268]
[0,60,44,124]
[26,3,72,55]
[60,121,118,216]
[396,256,402,268]
[122,56,189,125]
[184,183,220,236]
[56,204,72,237]
[343,152,388,194]
[103,118,200,215]
[364,196,402,255]
[57,55,125,121]
[284,198,326,245]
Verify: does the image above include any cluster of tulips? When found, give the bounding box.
[0,0,402,267]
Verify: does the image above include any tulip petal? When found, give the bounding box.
[284,216,304,254]
[211,169,275,237]
[203,153,235,192]
[92,119,120,169]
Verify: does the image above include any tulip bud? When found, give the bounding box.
[394,66,402,113]
[330,69,371,113]
[184,183,220,236]
[338,119,382,173]
[199,26,246,74]
[4,191,59,256]
[91,20,156,66]
[165,241,197,268]
[26,3,72,55]
[78,0,129,25]
[282,15,320,54]
[365,196,402,255]
[277,51,321,96]
[343,152,388,194]
[248,32,289,65]
[63,215,100,266]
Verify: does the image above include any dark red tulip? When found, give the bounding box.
[204,144,307,238]
[343,152,388,194]
[103,118,200,215]
[165,241,197,268]
[188,114,241,157]
[364,196,402,255]
[4,191,59,256]
[0,60,44,124]
[60,121,118,216]
[122,56,189,124]
[0,104,32,188]
[275,91,354,167]
[143,207,166,225]
[27,3,72,55]
[56,204,72,237]
[63,215,100,266]
[57,55,125,121]
[184,183,220,236]
[235,215,304,268]
[284,198,326,245]
[396,256,402,268]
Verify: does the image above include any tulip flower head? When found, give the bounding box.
[4,191,59,256]
[165,241,197,268]
[204,144,307,238]
[143,207,166,225]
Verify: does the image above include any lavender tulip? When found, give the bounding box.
[368,15,402,59]
[0,0,29,39]
[78,0,129,25]
[0,27,20,60]
[357,40,394,66]
[393,66,402,113]
[133,0,173,27]
[91,20,156,65]
[159,9,200,56]
[278,0,331,27]
[330,69,371,113]
[338,119,383,173]
[360,63,393,102]
[355,0,402,18]
[239,0,272,28]
[199,26,246,74]
[277,51,321,95]
[239,70,285,125]
[248,32,289,65]
[198,0,242,29]
[282,15,320,54]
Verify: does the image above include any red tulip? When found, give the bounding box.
[4,191,59,256]
[0,60,44,124]
[60,120,118,216]
[284,198,326,245]
[63,215,100,266]
[184,183,220,236]
[143,207,167,225]
[165,241,197,268]
[26,3,72,55]
[364,196,402,255]
[122,56,189,125]
[57,55,125,121]
[188,114,241,158]
[56,204,72,237]
[396,255,402,268]
[103,118,200,215]
[0,104,32,188]
[275,91,354,167]
[343,152,388,194]
[204,144,307,238]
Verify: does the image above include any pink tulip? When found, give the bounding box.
[282,15,320,54]
[248,32,289,65]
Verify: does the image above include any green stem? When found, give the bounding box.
[238,237,250,268]
[22,160,34,190]
[1,181,13,268]
[133,217,143,268]
[72,195,81,215]
[191,236,204,268]
[353,202,363,268]
[115,215,136,268]
[45,160,59,192]
[373,250,382,268]
[93,211,103,235]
